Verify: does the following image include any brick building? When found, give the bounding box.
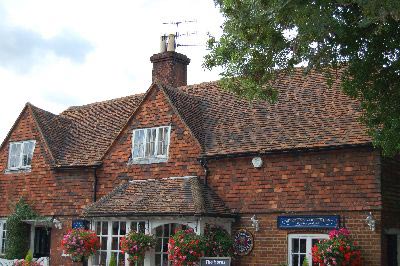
[0,36,399,266]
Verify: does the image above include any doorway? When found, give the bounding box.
[33,227,51,258]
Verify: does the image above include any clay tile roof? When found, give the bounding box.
[83,176,234,217]
[29,104,72,163]
[22,68,371,167]
[178,69,371,156]
[55,94,144,166]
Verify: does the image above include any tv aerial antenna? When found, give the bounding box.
[161,19,205,48]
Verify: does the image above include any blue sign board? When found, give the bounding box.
[72,219,90,229]
[277,215,340,229]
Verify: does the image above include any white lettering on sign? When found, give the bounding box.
[205,260,226,265]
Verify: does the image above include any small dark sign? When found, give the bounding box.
[277,215,340,229]
[72,219,90,229]
[200,257,231,266]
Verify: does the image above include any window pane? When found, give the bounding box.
[100,252,107,265]
[156,237,162,252]
[300,239,306,253]
[22,141,35,166]
[145,128,156,157]
[162,238,168,252]
[156,226,163,237]
[292,254,299,266]
[9,143,22,168]
[101,237,108,250]
[112,222,119,235]
[133,130,145,158]
[120,222,126,235]
[131,222,137,232]
[102,222,108,235]
[138,222,146,233]
[300,255,306,265]
[111,237,119,250]
[96,222,101,235]
[292,238,299,253]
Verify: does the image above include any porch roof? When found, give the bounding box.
[83,176,235,218]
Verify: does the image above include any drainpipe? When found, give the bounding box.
[199,158,209,186]
[93,168,98,202]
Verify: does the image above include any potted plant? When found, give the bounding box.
[312,228,362,266]
[168,228,204,266]
[120,231,156,263]
[61,228,100,263]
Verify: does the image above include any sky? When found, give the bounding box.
[0,0,224,143]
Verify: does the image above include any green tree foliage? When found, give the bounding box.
[204,0,400,156]
[5,198,38,259]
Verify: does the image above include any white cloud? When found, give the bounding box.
[0,0,224,143]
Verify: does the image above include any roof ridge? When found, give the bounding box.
[61,93,145,114]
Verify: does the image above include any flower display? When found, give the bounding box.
[167,228,204,266]
[312,228,362,266]
[120,231,156,263]
[203,224,234,257]
[61,228,100,262]
[13,260,42,266]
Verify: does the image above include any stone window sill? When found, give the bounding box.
[128,157,168,165]
[5,167,32,174]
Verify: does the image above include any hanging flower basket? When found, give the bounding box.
[168,228,204,266]
[312,228,362,266]
[61,228,100,262]
[120,231,156,263]
[203,224,234,257]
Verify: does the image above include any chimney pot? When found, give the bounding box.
[167,34,176,52]
[160,35,167,53]
[150,35,191,87]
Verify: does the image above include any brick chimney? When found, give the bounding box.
[150,34,191,87]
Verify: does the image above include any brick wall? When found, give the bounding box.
[206,147,382,213]
[231,211,382,266]
[97,86,203,199]
[381,157,400,266]
[0,108,94,217]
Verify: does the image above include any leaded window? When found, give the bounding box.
[8,140,36,169]
[132,127,170,161]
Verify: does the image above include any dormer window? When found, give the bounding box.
[132,126,170,164]
[8,140,36,170]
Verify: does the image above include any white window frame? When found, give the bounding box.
[7,140,36,170]
[91,220,148,266]
[0,219,7,255]
[288,233,328,266]
[132,126,171,162]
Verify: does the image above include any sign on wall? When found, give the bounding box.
[277,215,340,229]
[72,219,90,229]
[233,229,254,256]
[200,257,231,266]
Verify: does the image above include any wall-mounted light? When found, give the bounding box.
[52,218,62,230]
[365,212,375,231]
[252,157,263,168]
[251,215,259,232]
